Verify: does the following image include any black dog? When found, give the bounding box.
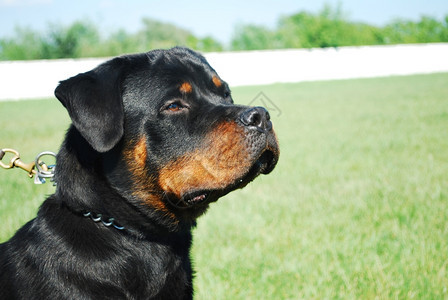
[0,47,279,299]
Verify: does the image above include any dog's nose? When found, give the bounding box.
[239,107,272,132]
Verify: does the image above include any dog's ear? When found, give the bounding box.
[55,59,125,153]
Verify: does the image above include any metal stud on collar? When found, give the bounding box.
[83,212,125,230]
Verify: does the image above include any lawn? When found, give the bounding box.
[1,73,448,299]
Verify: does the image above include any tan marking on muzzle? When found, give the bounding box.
[158,121,252,198]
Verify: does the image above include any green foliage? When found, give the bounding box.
[0,18,223,60]
[0,27,46,60]
[383,15,448,44]
[231,4,448,50]
[280,3,350,48]
[45,20,101,58]
[137,18,193,50]
[0,21,102,60]
[1,3,448,59]
[231,24,278,50]
[133,18,223,53]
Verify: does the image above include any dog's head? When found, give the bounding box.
[55,47,279,224]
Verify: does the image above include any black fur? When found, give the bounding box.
[0,47,279,299]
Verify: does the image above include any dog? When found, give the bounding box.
[0,47,279,299]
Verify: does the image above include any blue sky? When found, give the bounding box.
[1,0,447,44]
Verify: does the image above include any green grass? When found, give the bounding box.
[1,73,448,299]
[0,100,70,238]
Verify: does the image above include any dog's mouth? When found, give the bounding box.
[164,190,215,209]
[181,191,212,206]
[166,149,278,209]
[183,192,209,205]
[251,149,277,175]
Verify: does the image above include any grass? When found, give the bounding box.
[0,100,69,237]
[1,73,448,299]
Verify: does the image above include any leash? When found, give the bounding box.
[1,150,128,232]
[0,148,56,185]
[1,149,130,233]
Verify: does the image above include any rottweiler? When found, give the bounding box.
[0,47,279,299]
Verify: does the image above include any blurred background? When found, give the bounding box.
[0,0,447,59]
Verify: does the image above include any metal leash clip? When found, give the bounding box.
[0,148,34,175]
[0,148,56,185]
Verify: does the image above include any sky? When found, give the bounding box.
[1,0,447,44]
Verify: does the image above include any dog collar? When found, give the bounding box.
[82,211,125,230]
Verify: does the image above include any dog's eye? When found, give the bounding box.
[167,103,182,111]
[162,101,189,113]
[224,91,231,98]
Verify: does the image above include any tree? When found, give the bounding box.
[42,20,100,58]
[231,24,278,50]
[2,9,448,60]
[0,18,224,60]
[0,27,45,60]
[275,4,379,48]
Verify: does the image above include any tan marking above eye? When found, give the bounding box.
[179,82,193,94]
[212,76,222,88]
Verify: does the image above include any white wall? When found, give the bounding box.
[1,43,447,101]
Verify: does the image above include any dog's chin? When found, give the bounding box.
[166,149,278,211]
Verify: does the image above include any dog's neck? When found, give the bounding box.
[54,127,195,237]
